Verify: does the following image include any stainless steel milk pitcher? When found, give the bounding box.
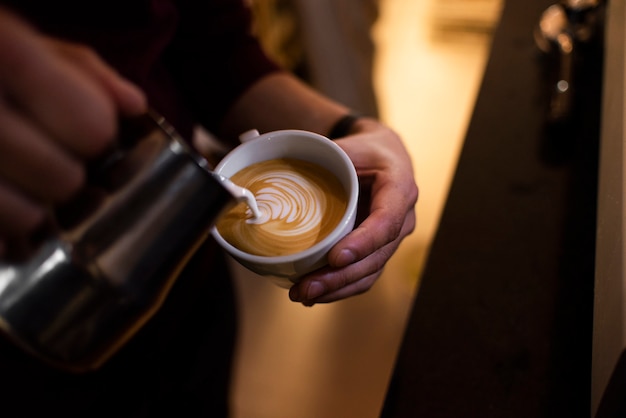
[0,111,235,372]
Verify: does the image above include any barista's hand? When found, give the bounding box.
[0,7,147,257]
[289,118,418,305]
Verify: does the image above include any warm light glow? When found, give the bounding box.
[231,1,502,418]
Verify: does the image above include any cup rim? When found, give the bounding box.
[210,129,359,264]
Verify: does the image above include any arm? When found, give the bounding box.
[221,72,419,305]
[0,7,147,257]
[218,72,350,138]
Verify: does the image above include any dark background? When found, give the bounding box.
[381,0,605,416]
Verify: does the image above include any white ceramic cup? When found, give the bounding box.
[210,129,359,288]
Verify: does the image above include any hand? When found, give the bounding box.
[0,7,147,257]
[289,118,418,305]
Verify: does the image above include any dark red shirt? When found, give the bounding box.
[1,0,280,140]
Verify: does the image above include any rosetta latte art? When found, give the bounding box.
[215,158,347,257]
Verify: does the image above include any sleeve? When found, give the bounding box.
[165,0,282,134]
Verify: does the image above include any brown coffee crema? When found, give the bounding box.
[215,158,347,257]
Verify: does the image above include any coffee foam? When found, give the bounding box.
[215,159,347,257]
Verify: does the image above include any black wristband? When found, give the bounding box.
[328,113,362,139]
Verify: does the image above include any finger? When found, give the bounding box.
[293,268,381,306]
[0,99,85,202]
[290,210,416,304]
[328,189,417,269]
[0,11,118,157]
[0,179,46,239]
[330,147,418,268]
[46,39,147,117]
[307,273,380,305]
[289,235,395,303]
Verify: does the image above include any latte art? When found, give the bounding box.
[248,173,323,228]
[215,159,347,257]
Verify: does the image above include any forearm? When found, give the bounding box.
[218,72,351,141]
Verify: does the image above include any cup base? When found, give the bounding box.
[268,275,296,289]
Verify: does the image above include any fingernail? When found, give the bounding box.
[306,281,325,300]
[289,286,300,302]
[336,249,356,267]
